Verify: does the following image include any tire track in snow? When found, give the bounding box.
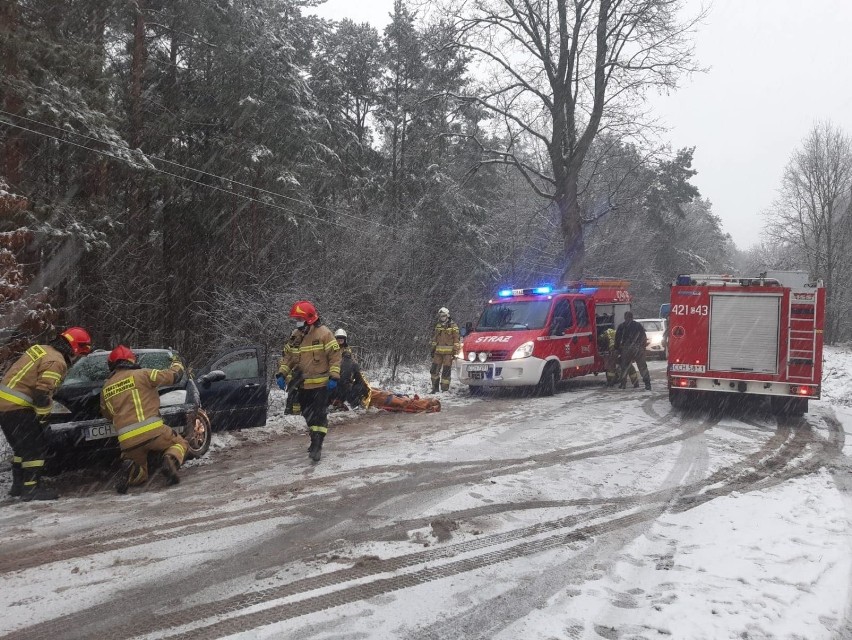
[6,406,814,640]
[0,394,699,574]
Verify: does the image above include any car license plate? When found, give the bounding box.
[467,364,488,372]
[85,423,117,441]
[670,364,706,373]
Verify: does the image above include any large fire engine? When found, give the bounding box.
[667,272,825,415]
[456,280,632,394]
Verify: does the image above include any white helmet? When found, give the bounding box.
[334,328,348,339]
[438,307,450,317]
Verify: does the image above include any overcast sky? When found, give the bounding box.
[311,0,852,250]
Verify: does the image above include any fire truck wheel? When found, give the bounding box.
[536,363,559,397]
[669,388,689,410]
[770,396,808,417]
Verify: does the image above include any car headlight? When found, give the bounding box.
[478,352,488,363]
[511,341,534,359]
[468,352,477,362]
[649,336,662,346]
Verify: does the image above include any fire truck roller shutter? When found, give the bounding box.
[708,293,781,374]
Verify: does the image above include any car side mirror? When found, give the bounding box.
[462,321,473,337]
[197,370,226,387]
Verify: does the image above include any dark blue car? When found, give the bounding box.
[46,346,268,470]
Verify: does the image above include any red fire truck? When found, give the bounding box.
[456,280,632,395]
[667,272,825,415]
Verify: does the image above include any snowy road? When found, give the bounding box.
[3,360,852,639]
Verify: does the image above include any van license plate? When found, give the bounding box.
[85,423,117,441]
[467,364,488,372]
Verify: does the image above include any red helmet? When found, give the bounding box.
[107,345,136,366]
[60,327,92,356]
[289,301,319,325]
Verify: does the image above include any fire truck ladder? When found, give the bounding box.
[786,292,817,382]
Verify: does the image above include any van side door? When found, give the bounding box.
[545,297,574,377]
[566,297,597,374]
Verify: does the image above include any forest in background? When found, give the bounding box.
[3,0,846,371]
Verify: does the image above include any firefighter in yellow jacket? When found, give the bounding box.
[430,307,460,392]
[100,345,188,493]
[0,327,92,501]
[278,327,303,415]
[276,300,341,462]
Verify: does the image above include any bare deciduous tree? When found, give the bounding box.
[442,0,703,279]
[765,121,852,341]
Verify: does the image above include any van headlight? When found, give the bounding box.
[511,341,534,359]
[467,352,477,362]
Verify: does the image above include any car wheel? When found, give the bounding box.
[185,409,212,459]
[536,363,558,397]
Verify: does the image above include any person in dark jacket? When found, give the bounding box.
[615,311,651,390]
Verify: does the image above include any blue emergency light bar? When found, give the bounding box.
[497,285,553,297]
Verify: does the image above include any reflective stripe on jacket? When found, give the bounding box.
[0,344,68,415]
[279,324,341,390]
[431,321,460,355]
[100,363,183,450]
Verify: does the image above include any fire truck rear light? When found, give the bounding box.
[673,377,696,388]
[791,385,813,396]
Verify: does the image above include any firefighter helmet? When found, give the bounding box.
[60,327,92,356]
[438,307,450,319]
[289,301,319,325]
[334,329,347,339]
[107,345,136,367]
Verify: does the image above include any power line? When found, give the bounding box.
[0,117,365,233]
[0,107,387,227]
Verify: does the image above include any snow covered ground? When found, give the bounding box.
[2,353,852,640]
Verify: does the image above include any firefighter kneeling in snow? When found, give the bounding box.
[430,307,460,393]
[329,329,370,410]
[276,301,341,462]
[599,327,639,387]
[0,327,92,501]
[101,346,189,493]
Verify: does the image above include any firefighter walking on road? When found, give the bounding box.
[276,301,341,462]
[430,307,460,393]
[100,346,188,494]
[615,311,651,390]
[0,327,92,501]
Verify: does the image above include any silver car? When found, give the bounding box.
[637,318,668,359]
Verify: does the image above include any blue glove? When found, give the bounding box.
[275,374,287,391]
[327,379,338,391]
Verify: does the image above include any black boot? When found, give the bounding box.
[9,459,22,497]
[431,380,439,394]
[161,454,181,486]
[307,431,317,455]
[20,466,58,502]
[644,380,652,391]
[310,432,325,462]
[115,459,135,495]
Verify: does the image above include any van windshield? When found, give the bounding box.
[477,300,551,331]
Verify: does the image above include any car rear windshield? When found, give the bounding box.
[640,320,664,332]
[477,300,551,331]
[63,351,175,385]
